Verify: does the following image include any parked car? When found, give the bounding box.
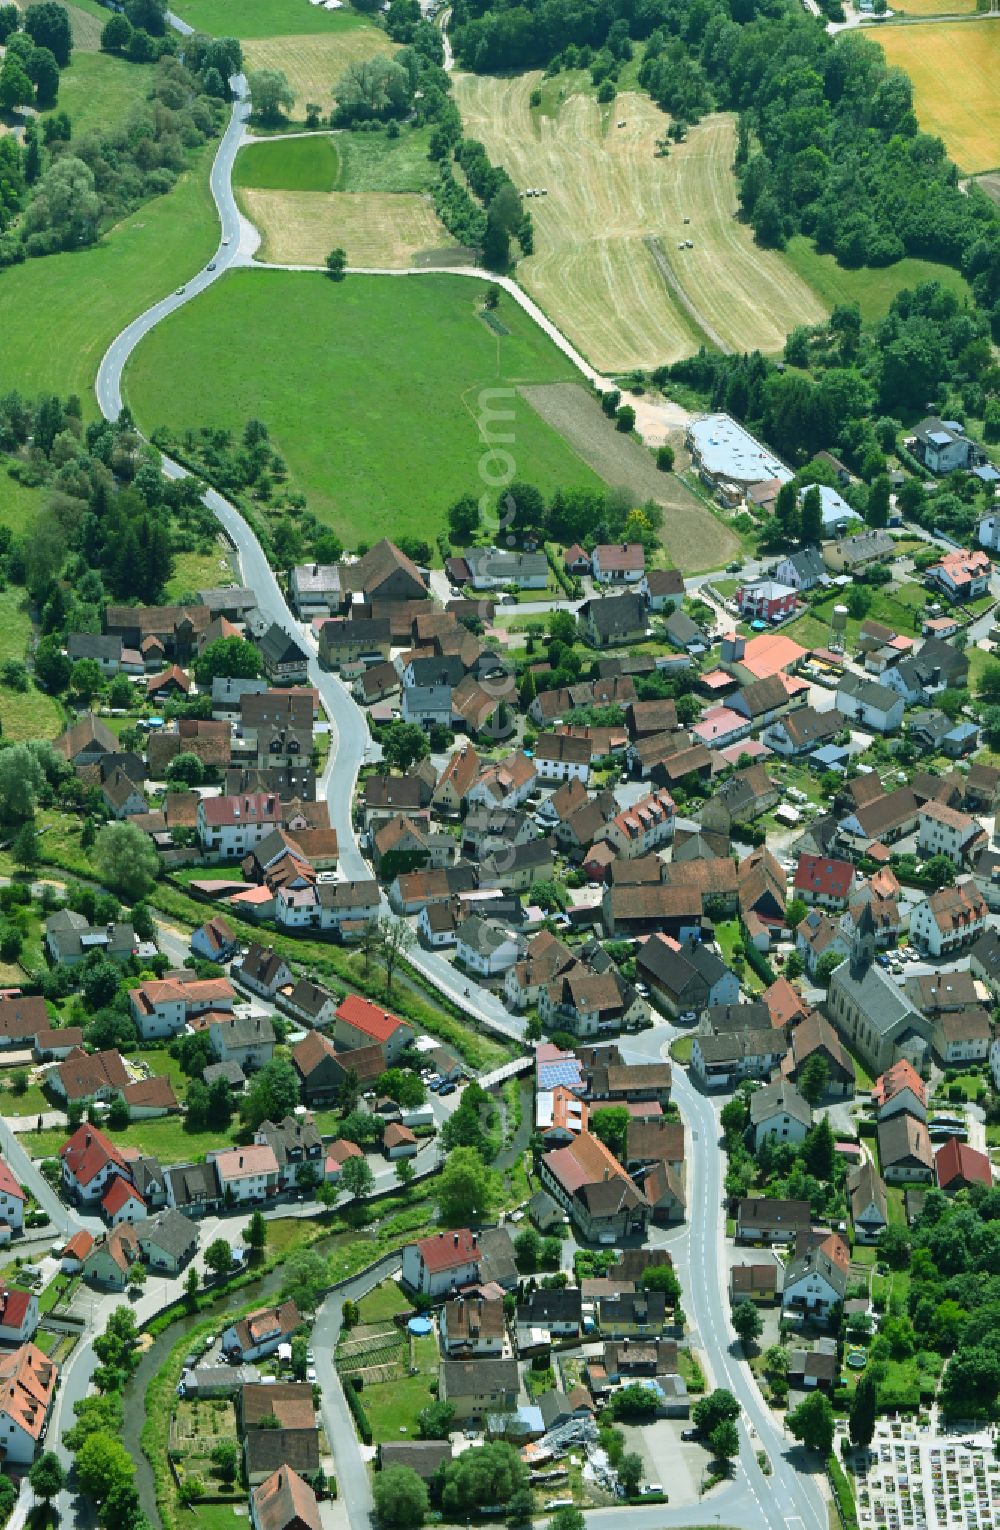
[439,1082,457,1096]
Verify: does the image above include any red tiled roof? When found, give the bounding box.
[62,1230,94,1261]
[384,1122,417,1149]
[0,1343,57,1441]
[414,1229,480,1274]
[872,1060,926,1110]
[61,1124,129,1186]
[0,1159,24,1203]
[199,793,281,828]
[936,1137,992,1191]
[335,993,408,1045]
[0,1289,34,1332]
[793,853,854,901]
[102,1178,145,1216]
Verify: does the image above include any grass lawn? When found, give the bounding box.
[358,1278,411,1324]
[263,1217,314,1256]
[36,809,95,876]
[125,269,608,546]
[132,1050,191,1095]
[335,124,437,193]
[885,1185,907,1228]
[234,133,340,192]
[0,1082,54,1117]
[107,1115,242,1163]
[177,1510,247,1530]
[842,1041,875,1093]
[40,51,155,141]
[0,685,63,745]
[783,235,972,325]
[165,545,236,602]
[24,1114,238,1165]
[361,1331,439,1443]
[0,466,42,536]
[669,1035,693,1064]
[39,1273,78,1315]
[934,1071,987,1103]
[172,0,374,35]
[782,584,928,655]
[871,1267,910,1311]
[0,589,64,742]
[0,143,218,409]
[24,1128,66,1159]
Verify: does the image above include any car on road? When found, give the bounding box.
[726,560,741,572]
[544,1500,573,1512]
[207,261,217,271]
[175,286,185,294]
[222,236,230,244]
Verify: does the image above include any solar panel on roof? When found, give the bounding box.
[538,1061,583,1089]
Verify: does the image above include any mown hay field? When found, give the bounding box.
[240,187,460,267]
[453,72,825,370]
[890,0,977,14]
[876,21,1000,174]
[243,26,396,118]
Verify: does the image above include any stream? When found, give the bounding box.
[121,1224,366,1527]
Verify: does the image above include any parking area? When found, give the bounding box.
[623,1417,716,1504]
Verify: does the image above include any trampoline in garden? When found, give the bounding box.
[847,1348,868,1369]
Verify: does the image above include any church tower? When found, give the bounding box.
[850,900,876,981]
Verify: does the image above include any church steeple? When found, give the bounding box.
[850,900,876,980]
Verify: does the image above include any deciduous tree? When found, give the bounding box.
[92,821,159,899]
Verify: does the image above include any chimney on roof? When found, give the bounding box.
[453,1233,459,1247]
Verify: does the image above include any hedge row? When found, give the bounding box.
[828,1452,859,1530]
[740,921,776,987]
[345,1376,373,1445]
